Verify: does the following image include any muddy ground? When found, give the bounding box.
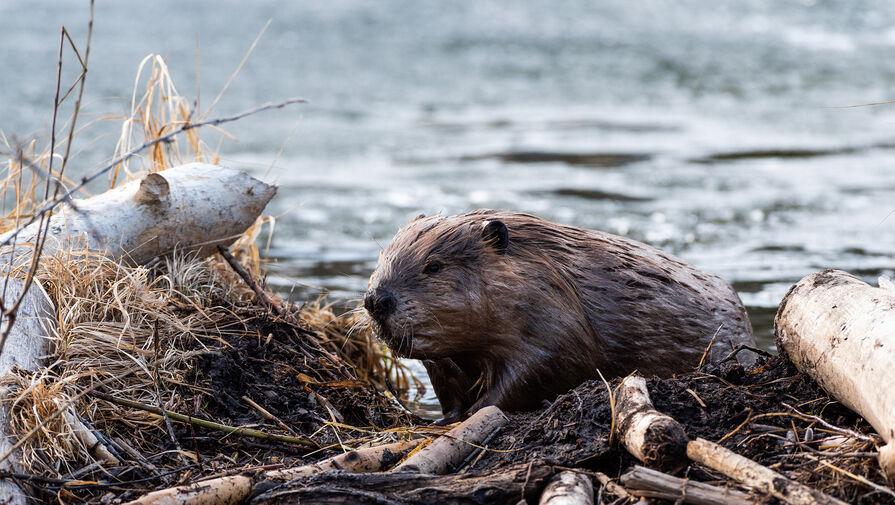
[28,310,892,504]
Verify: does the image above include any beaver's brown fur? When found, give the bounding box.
[364,210,754,419]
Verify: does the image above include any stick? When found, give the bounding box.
[124,439,422,505]
[615,376,688,472]
[620,465,754,505]
[89,391,316,448]
[686,437,848,505]
[393,405,508,474]
[539,471,594,505]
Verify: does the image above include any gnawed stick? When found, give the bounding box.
[394,405,507,474]
[594,471,633,501]
[266,438,422,480]
[686,437,848,505]
[620,465,754,505]
[539,470,594,505]
[615,376,688,473]
[124,439,421,505]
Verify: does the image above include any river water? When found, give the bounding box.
[3,1,895,414]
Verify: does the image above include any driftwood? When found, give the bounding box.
[775,269,895,479]
[251,462,553,505]
[394,405,507,474]
[687,437,848,505]
[125,439,421,505]
[539,470,594,505]
[0,163,275,504]
[620,465,754,505]
[615,375,688,473]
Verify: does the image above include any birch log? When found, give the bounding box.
[0,163,276,504]
[0,162,276,264]
[775,269,895,479]
[393,405,507,474]
[615,376,689,473]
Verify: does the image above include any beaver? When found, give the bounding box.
[364,209,754,420]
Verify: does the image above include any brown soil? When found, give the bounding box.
[27,309,892,505]
[472,355,893,504]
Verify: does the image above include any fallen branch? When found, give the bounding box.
[253,462,553,505]
[393,405,507,474]
[539,470,594,505]
[620,465,754,505]
[615,375,688,473]
[686,437,849,505]
[124,439,421,505]
[775,269,895,479]
[89,391,316,448]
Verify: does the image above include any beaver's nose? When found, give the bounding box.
[364,288,397,323]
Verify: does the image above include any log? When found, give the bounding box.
[0,163,276,265]
[615,376,688,473]
[251,462,553,505]
[0,163,275,504]
[775,269,895,479]
[539,471,594,505]
[620,465,754,505]
[124,439,422,505]
[393,405,507,474]
[0,279,54,505]
[686,437,848,505]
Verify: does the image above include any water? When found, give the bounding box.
[3,1,895,415]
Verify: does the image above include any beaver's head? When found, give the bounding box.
[364,212,512,359]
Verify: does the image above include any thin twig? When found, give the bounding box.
[781,403,875,443]
[89,391,318,448]
[216,244,281,315]
[152,319,188,463]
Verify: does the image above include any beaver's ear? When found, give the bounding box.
[481,220,509,254]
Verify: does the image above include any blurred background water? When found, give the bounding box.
[3,1,895,414]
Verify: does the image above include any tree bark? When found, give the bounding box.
[775,269,895,479]
[251,462,553,505]
[620,465,754,505]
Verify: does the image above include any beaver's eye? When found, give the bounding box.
[424,262,442,275]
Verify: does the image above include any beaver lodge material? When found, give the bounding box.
[2,38,895,505]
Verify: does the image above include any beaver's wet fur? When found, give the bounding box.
[364,210,754,420]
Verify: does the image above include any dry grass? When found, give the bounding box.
[0,54,417,494]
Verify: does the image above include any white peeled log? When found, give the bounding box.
[0,279,54,505]
[539,471,594,505]
[615,376,688,473]
[775,269,895,480]
[394,405,508,474]
[0,163,276,265]
[0,163,276,503]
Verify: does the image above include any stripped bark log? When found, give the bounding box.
[0,279,54,505]
[615,376,688,473]
[539,471,594,505]
[620,465,754,505]
[251,462,553,505]
[0,163,276,265]
[686,437,848,505]
[393,405,507,474]
[775,269,895,479]
[123,439,422,505]
[0,163,276,504]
